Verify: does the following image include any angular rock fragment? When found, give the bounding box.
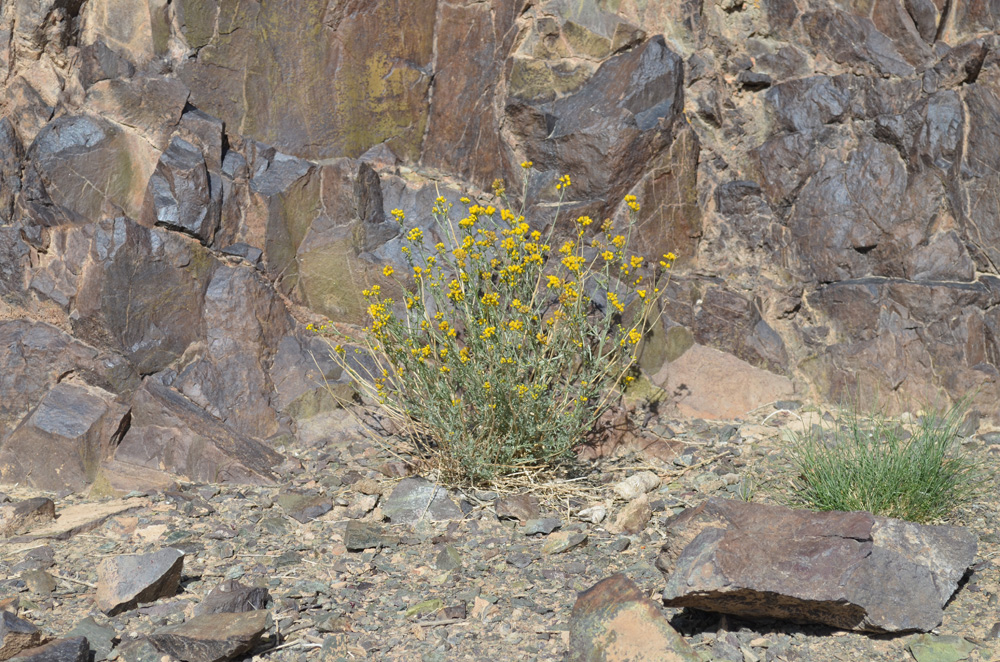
[7,637,88,662]
[523,518,562,536]
[569,575,701,662]
[126,610,271,662]
[88,461,179,499]
[542,531,588,555]
[382,477,462,524]
[113,379,281,485]
[117,639,180,662]
[0,382,129,492]
[195,581,271,616]
[14,498,146,542]
[494,494,540,522]
[0,499,55,537]
[0,612,43,661]
[96,548,185,616]
[656,498,978,632]
[65,618,115,662]
[276,492,332,524]
[142,136,220,244]
[343,521,397,552]
[609,495,652,535]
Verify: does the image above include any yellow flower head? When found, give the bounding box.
[382,265,394,277]
[520,160,533,169]
[407,227,424,242]
[390,208,405,223]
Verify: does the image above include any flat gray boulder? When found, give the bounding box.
[655,498,977,633]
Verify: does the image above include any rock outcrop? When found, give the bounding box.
[0,0,999,491]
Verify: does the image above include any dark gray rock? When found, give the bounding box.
[71,218,213,375]
[96,548,185,616]
[504,35,683,219]
[19,115,146,227]
[802,9,915,77]
[0,321,136,445]
[656,498,978,632]
[382,477,463,524]
[0,118,23,223]
[113,379,281,485]
[66,617,115,662]
[8,637,88,662]
[276,492,332,524]
[170,263,292,439]
[143,137,220,244]
[121,610,269,662]
[0,224,29,298]
[77,40,136,88]
[195,580,271,616]
[523,518,562,536]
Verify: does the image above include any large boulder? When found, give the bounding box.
[113,379,281,485]
[19,115,158,227]
[0,320,137,445]
[0,381,129,492]
[656,498,978,633]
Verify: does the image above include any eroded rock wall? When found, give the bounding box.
[0,0,999,489]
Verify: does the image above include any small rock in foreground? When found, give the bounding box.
[656,498,978,632]
[128,610,271,662]
[8,637,88,662]
[65,618,115,662]
[96,548,185,615]
[0,611,44,660]
[343,520,397,551]
[568,574,701,662]
[907,633,978,662]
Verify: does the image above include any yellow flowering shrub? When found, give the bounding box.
[319,167,674,485]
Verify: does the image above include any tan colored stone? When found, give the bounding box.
[654,344,795,420]
[569,574,701,662]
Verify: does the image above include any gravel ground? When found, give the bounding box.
[1,402,998,661]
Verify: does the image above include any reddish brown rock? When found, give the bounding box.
[0,382,129,492]
[113,379,281,485]
[656,498,978,632]
[569,574,701,662]
[609,495,652,535]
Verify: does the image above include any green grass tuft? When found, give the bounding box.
[787,401,985,523]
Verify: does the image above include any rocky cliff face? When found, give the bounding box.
[0,0,998,490]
